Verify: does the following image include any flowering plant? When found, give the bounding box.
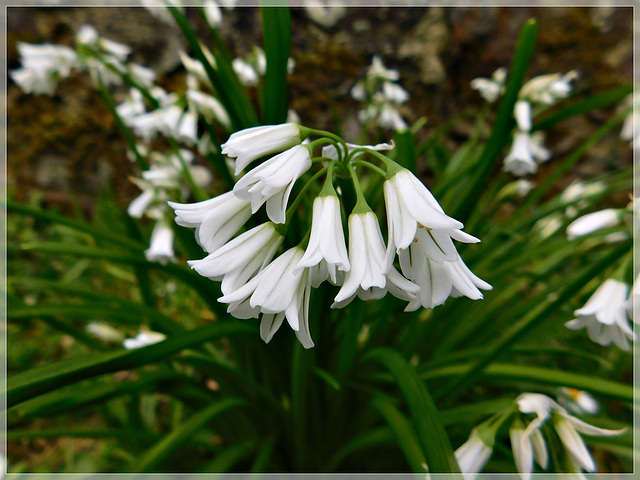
[7,5,633,476]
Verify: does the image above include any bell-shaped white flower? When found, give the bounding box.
[232,57,259,86]
[297,194,350,286]
[367,55,400,82]
[455,428,493,480]
[565,278,634,350]
[516,392,624,476]
[504,131,539,176]
[520,70,578,105]
[145,219,176,263]
[514,100,532,131]
[383,168,464,252]
[218,247,315,348]
[187,89,231,128]
[233,144,312,224]
[382,81,409,104]
[128,63,156,88]
[221,123,302,174]
[11,42,77,96]
[169,191,252,254]
[333,211,418,308]
[398,228,491,310]
[566,208,622,240]
[509,421,548,480]
[86,322,124,343]
[620,93,640,149]
[470,67,507,103]
[188,222,283,297]
[123,329,167,349]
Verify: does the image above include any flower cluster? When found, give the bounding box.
[351,55,410,131]
[455,392,623,480]
[171,123,490,347]
[471,68,578,177]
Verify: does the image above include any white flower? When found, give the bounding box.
[560,181,607,218]
[566,208,622,240]
[509,422,548,480]
[514,100,532,131]
[123,330,167,349]
[218,247,315,348]
[203,0,223,26]
[620,93,640,149]
[398,228,491,310]
[520,70,578,105]
[351,83,366,101]
[188,222,283,296]
[221,123,302,174]
[11,42,77,95]
[116,89,146,121]
[382,82,409,104]
[383,169,464,252]
[333,211,418,308]
[296,195,350,286]
[233,145,312,224]
[180,50,215,88]
[565,279,634,350]
[128,63,156,88]
[187,89,231,128]
[141,0,184,24]
[503,132,539,176]
[378,103,407,130]
[533,213,563,239]
[86,322,124,343]
[126,94,194,142]
[470,67,507,103]
[367,55,399,82]
[516,393,623,476]
[559,388,599,416]
[169,191,252,254]
[76,24,131,61]
[303,0,347,28]
[145,220,176,263]
[232,57,259,86]
[455,429,493,480]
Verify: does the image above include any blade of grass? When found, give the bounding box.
[260,2,291,124]
[7,321,253,408]
[363,348,461,474]
[133,397,247,472]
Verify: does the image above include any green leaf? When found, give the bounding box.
[423,363,634,403]
[325,427,395,471]
[363,348,461,474]
[260,3,291,124]
[433,239,632,403]
[393,129,417,173]
[200,439,257,472]
[370,397,427,472]
[133,397,247,472]
[7,322,254,408]
[7,201,144,251]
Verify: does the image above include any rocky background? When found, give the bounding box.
[7,6,634,212]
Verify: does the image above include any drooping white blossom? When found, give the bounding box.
[519,70,579,105]
[566,208,622,240]
[503,131,551,176]
[233,145,312,224]
[169,191,252,254]
[221,123,302,174]
[145,219,176,263]
[470,67,507,103]
[297,194,350,286]
[565,278,634,350]
[188,222,283,297]
[455,428,493,480]
[123,329,167,349]
[11,42,77,95]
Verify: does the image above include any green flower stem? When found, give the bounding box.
[318,161,338,197]
[283,166,329,231]
[298,127,348,161]
[348,148,402,179]
[347,162,371,214]
[611,251,633,282]
[351,160,387,178]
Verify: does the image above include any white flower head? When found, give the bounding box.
[515,392,624,476]
[169,191,252,254]
[367,55,399,82]
[560,180,607,218]
[11,42,77,96]
[378,102,408,130]
[221,123,302,174]
[559,388,599,416]
[455,428,493,480]
[470,67,507,103]
[187,89,231,128]
[86,322,124,343]
[218,247,315,348]
[203,0,223,27]
[188,222,283,297]
[566,208,623,240]
[233,144,312,224]
[520,70,578,105]
[145,219,176,263]
[303,0,347,28]
[504,131,539,176]
[383,169,464,252]
[123,329,167,349]
[128,63,156,88]
[566,278,634,350]
[382,81,409,104]
[496,179,534,200]
[297,194,350,286]
[232,57,259,86]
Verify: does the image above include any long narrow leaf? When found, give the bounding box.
[260,3,291,124]
[7,322,253,408]
[363,348,461,474]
